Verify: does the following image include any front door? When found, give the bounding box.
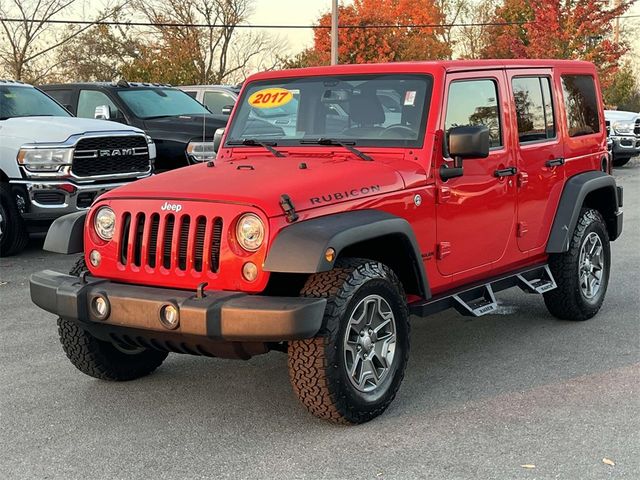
[436,72,517,277]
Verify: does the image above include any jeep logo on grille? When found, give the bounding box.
[99,148,134,157]
[161,202,182,213]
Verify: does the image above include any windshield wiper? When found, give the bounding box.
[227,139,285,158]
[300,138,373,161]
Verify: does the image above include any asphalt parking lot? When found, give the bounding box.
[1,161,639,480]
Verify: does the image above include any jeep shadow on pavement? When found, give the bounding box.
[31,60,623,424]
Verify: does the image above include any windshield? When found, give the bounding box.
[225,74,432,147]
[117,88,210,119]
[0,85,70,119]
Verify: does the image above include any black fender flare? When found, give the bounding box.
[43,211,86,254]
[546,171,622,253]
[263,210,430,299]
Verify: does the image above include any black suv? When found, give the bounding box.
[41,81,228,171]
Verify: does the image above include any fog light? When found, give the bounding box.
[91,295,110,320]
[159,304,179,330]
[89,250,101,267]
[242,262,258,282]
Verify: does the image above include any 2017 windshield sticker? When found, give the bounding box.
[248,88,293,109]
[310,185,381,205]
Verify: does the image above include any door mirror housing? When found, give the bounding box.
[213,128,225,152]
[221,105,234,115]
[94,105,111,120]
[441,125,490,180]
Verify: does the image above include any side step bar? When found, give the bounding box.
[410,264,557,318]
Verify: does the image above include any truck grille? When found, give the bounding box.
[119,212,223,273]
[72,136,150,177]
[605,120,610,136]
[635,119,640,136]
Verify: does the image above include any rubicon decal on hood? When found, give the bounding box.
[310,185,381,205]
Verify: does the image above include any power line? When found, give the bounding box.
[0,15,637,30]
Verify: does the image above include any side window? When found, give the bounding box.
[512,76,556,143]
[445,79,502,148]
[183,90,197,98]
[561,75,600,137]
[77,90,119,119]
[203,91,236,115]
[45,89,73,111]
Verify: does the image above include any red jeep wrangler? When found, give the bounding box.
[31,60,623,424]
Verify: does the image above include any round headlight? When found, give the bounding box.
[236,213,265,252]
[94,206,116,241]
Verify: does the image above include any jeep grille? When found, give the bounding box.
[118,212,223,273]
[72,136,150,177]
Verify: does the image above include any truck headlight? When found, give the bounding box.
[186,141,216,162]
[17,148,73,172]
[94,206,116,241]
[236,213,264,252]
[612,122,634,135]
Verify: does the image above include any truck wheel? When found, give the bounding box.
[0,183,29,257]
[612,156,631,167]
[544,209,611,321]
[57,257,168,381]
[288,259,410,424]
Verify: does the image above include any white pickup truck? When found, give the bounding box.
[0,80,155,256]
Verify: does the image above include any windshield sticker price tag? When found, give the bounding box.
[248,88,293,109]
[404,91,416,106]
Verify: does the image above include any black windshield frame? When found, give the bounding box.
[225,73,433,149]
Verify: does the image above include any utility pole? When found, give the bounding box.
[331,0,339,65]
[614,0,621,44]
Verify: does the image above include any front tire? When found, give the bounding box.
[288,259,410,424]
[0,183,29,257]
[544,209,611,321]
[58,257,168,381]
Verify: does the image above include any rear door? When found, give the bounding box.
[436,71,517,277]
[507,70,565,252]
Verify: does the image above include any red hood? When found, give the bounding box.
[101,154,425,217]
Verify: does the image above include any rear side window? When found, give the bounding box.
[512,77,555,143]
[445,79,502,148]
[561,75,600,137]
[45,89,74,111]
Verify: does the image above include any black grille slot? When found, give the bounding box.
[133,214,145,267]
[118,211,223,273]
[194,217,207,272]
[605,120,610,137]
[120,213,131,264]
[33,191,65,205]
[211,218,223,273]
[162,215,175,269]
[178,216,191,271]
[147,214,160,268]
[72,136,150,177]
[635,119,639,136]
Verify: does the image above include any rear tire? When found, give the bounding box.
[288,259,410,424]
[57,257,168,381]
[612,156,631,167]
[0,183,29,257]
[544,209,611,321]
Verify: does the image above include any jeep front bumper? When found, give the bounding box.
[30,270,326,343]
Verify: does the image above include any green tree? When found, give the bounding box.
[603,62,640,111]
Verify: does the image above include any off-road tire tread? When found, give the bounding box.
[544,208,609,321]
[0,183,29,257]
[57,256,167,381]
[288,258,409,424]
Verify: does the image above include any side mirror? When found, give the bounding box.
[94,105,111,120]
[221,105,233,116]
[213,128,225,152]
[441,125,490,180]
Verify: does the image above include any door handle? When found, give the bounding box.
[494,167,517,177]
[545,158,565,167]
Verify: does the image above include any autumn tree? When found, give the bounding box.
[125,0,278,85]
[481,0,633,86]
[603,61,640,111]
[0,0,125,82]
[295,0,450,67]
